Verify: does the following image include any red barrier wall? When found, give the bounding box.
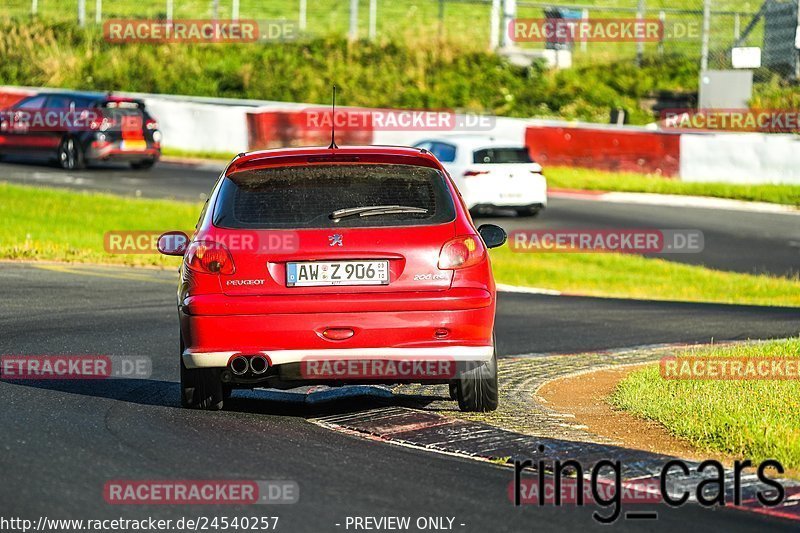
[525,125,681,177]
[246,109,373,150]
[0,88,34,109]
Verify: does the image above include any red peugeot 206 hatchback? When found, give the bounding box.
[158,145,506,412]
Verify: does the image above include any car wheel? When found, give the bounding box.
[455,342,498,412]
[448,382,458,400]
[180,337,224,410]
[57,137,85,170]
[130,159,156,170]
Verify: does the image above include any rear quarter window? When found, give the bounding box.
[16,96,46,110]
[213,163,456,229]
[430,142,456,163]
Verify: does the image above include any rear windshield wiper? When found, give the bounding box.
[329,205,429,222]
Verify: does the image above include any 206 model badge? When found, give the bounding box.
[329,234,343,247]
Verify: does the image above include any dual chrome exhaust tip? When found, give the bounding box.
[230,355,269,376]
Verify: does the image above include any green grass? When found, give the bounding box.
[0,0,757,63]
[3,181,799,307]
[0,182,200,266]
[489,246,800,307]
[612,338,800,469]
[547,166,800,206]
[162,147,237,161]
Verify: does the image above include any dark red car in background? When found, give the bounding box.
[0,91,161,170]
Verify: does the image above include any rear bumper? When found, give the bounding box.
[86,141,160,162]
[471,202,545,213]
[180,289,495,369]
[463,175,548,209]
[183,345,494,369]
[182,287,492,315]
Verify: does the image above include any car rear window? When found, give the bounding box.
[98,99,146,121]
[213,163,456,229]
[101,99,145,110]
[473,147,532,164]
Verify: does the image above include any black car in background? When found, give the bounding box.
[0,91,161,170]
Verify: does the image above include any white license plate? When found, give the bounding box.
[286,260,389,287]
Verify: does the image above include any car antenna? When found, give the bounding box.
[328,84,338,150]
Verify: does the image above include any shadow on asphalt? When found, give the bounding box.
[0,154,135,171]
[0,377,448,417]
[6,374,800,525]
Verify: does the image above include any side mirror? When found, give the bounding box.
[157,231,189,256]
[478,224,507,249]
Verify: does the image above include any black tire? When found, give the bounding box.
[455,344,498,412]
[448,382,458,400]
[180,337,224,410]
[57,136,85,170]
[130,159,156,170]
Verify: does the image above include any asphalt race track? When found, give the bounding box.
[0,263,799,531]
[1,158,798,277]
[1,159,799,531]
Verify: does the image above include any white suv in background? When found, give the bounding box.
[414,135,547,216]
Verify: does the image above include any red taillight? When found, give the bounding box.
[186,241,235,275]
[145,119,158,130]
[463,170,489,178]
[438,235,486,270]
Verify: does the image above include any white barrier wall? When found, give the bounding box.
[680,132,800,185]
[4,85,800,185]
[141,98,252,154]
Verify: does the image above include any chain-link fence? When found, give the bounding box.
[2,0,797,80]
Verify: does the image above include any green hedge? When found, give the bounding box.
[0,19,701,124]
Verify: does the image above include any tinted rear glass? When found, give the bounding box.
[213,163,456,229]
[473,147,532,164]
[101,100,144,110]
[99,100,146,123]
